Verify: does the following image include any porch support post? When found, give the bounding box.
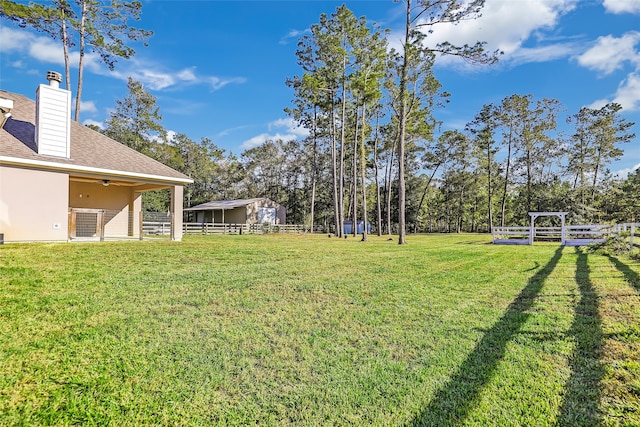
[130,192,142,238]
[170,185,184,241]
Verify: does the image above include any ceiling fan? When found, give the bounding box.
[69,176,132,186]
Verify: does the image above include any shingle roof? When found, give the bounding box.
[0,90,192,184]
[185,198,272,211]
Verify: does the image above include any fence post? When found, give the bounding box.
[631,223,635,248]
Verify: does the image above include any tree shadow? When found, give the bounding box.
[410,246,564,427]
[604,254,640,293]
[556,248,604,426]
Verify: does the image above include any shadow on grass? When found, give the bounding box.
[410,246,564,427]
[556,248,604,426]
[605,254,640,293]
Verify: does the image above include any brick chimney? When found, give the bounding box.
[35,71,71,158]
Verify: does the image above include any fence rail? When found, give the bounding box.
[492,222,639,247]
[491,226,531,245]
[142,221,313,236]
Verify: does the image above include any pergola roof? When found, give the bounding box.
[529,212,569,219]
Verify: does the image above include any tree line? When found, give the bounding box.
[90,4,638,236]
[4,1,637,240]
[101,74,636,238]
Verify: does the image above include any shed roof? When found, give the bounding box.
[0,90,192,184]
[185,198,275,211]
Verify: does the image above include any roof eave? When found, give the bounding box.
[0,155,194,185]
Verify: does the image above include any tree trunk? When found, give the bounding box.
[396,0,411,244]
[486,139,493,231]
[74,0,87,122]
[526,148,532,212]
[374,115,382,236]
[61,12,71,90]
[500,127,513,227]
[385,141,396,235]
[360,101,368,242]
[591,147,602,204]
[309,105,317,233]
[339,60,347,238]
[352,104,359,238]
[330,91,340,237]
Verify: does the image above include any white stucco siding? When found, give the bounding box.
[0,166,69,242]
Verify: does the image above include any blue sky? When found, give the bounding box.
[1,0,639,177]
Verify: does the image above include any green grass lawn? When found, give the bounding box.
[1,233,638,426]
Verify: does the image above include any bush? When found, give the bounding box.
[585,233,633,256]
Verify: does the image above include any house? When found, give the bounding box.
[0,71,193,243]
[184,198,286,225]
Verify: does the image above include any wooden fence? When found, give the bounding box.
[492,223,638,246]
[142,222,313,236]
[491,226,531,245]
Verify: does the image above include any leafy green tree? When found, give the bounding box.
[466,103,499,229]
[567,103,635,211]
[73,0,151,120]
[170,135,226,207]
[511,96,561,214]
[104,77,164,154]
[415,130,457,227]
[603,169,640,222]
[1,0,75,89]
[1,0,152,121]
[291,5,389,236]
[351,20,387,241]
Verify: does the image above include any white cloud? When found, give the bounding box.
[409,0,579,66]
[0,27,37,52]
[149,129,177,144]
[209,76,247,91]
[177,67,198,82]
[104,64,214,91]
[586,97,609,110]
[577,32,640,75]
[241,132,300,150]
[0,27,103,74]
[586,72,640,112]
[613,162,640,180]
[610,72,640,110]
[166,130,177,142]
[603,0,640,14]
[217,125,251,138]
[83,119,104,129]
[279,28,310,45]
[134,69,177,90]
[268,117,309,137]
[1,27,244,92]
[510,42,580,65]
[78,99,98,114]
[241,118,310,149]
